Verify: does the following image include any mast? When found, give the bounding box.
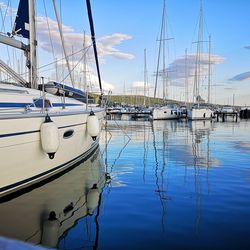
[194,0,203,106]
[162,3,167,101]
[208,34,211,104]
[28,0,37,89]
[154,0,165,98]
[143,48,147,106]
[53,0,75,88]
[185,48,188,105]
[154,0,172,101]
[86,0,103,95]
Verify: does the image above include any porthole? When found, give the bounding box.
[63,130,74,139]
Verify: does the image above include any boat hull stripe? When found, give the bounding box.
[0,122,86,138]
[0,102,83,108]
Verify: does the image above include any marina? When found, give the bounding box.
[0,0,250,249]
[1,119,250,249]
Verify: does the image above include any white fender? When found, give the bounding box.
[41,211,60,247]
[40,115,60,159]
[87,111,99,141]
[86,184,100,215]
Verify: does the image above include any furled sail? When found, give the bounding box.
[38,81,90,103]
[12,0,29,39]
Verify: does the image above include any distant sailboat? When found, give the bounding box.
[151,0,179,120]
[187,0,213,120]
[0,0,104,198]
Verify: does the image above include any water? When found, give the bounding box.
[1,119,250,249]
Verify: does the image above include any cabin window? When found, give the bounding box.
[33,98,52,108]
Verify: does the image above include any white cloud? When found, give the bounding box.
[35,16,134,92]
[98,33,134,60]
[36,16,134,62]
[166,53,224,86]
[131,81,145,89]
[47,60,114,94]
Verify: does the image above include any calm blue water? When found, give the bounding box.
[1,119,250,249]
[60,119,250,250]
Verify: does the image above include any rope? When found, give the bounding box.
[58,45,92,85]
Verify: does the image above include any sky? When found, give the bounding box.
[1,0,250,106]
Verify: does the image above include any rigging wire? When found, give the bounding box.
[58,46,92,85]
[1,46,92,84]
[53,0,75,88]
[42,0,56,62]
[0,1,12,69]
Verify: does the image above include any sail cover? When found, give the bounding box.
[13,0,29,39]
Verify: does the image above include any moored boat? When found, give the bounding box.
[187,105,213,120]
[187,0,213,120]
[151,104,180,120]
[0,0,104,198]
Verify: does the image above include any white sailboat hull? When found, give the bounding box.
[187,108,213,120]
[151,106,179,120]
[0,84,104,198]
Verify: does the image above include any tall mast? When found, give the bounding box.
[194,0,203,106]
[208,34,211,103]
[154,0,165,98]
[144,48,147,106]
[185,48,188,105]
[162,1,166,101]
[28,0,37,89]
[86,0,103,94]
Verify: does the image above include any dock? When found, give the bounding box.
[214,111,238,122]
[106,110,152,120]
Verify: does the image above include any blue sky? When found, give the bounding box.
[1,0,250,105]
[67,0,250,105]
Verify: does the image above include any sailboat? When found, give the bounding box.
[0,0,104,198]
[151,0,180,120]
[187,0,213,120]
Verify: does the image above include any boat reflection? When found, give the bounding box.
[148,120,220,234]
[0,148,106,248]
[150,120,219,168]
